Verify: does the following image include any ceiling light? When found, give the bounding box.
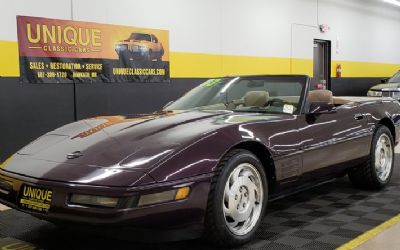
[383,0,400,7]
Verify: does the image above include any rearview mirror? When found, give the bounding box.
[309,102,336,114]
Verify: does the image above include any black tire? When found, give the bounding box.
[348,125,394,190]
[204,149,268,247]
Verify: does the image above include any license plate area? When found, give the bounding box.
[18,184,53,214]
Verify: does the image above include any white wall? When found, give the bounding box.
[319,0,400,64]
[1,0,399,64]
[0,0,72,40]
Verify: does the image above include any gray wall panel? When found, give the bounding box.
[331,77,382,96]
[0,78,75,161]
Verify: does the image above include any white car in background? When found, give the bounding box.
[367,71,400,100]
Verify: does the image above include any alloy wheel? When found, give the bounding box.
[375,133,393,182]
[223,163,264,236]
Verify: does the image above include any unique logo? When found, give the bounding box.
[26,23,102,53]
[66,151,83,159]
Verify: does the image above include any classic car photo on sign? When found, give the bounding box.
[115,32,165,63]
[0,75,399,247]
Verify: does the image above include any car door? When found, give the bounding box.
[297,101,371,178]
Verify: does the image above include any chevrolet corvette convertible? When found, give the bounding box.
[1,75,400,246]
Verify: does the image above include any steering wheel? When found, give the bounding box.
[267,98,285,107]
[225,99,244,109]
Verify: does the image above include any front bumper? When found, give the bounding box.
[0,171,212,230]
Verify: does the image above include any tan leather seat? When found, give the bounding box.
[244,91,269,107]
[307,90,333,104]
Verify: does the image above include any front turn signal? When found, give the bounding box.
[175,186,190,200]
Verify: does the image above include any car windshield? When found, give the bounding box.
[165,76,307,114]
[130,33,151,41]
[389,72,400,83]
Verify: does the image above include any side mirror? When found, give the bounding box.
[381,78,389,83]
[309,102,336,114]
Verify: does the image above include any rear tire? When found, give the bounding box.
[348,125,394,189]
[204,149,268,247]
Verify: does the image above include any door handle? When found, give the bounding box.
[354,114,364,120]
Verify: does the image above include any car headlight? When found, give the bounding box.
[115,44,127,52]
[0,179,12,195]
[70,194,119,208]
[138,186,190,207]
[367,90,382,97]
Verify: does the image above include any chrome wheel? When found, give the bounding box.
[375,133,393,182]
[223,163,263,236]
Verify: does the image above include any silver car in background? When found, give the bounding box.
[367,71,400,100]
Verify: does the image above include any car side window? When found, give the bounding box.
[389,72,400,83]
[225,79,303,113]
[152,35,158,43]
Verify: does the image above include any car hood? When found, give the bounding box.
[1,111,229,186]
[2,110,287,186]
[19,111,235,164]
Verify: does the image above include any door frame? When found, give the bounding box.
[313,39,332,90]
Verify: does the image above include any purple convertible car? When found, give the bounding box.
[0,75,399,246]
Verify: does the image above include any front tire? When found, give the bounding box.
[204,149,267,247]
[348,125,394,189]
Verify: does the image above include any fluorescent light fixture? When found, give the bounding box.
[383,0,400,7]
